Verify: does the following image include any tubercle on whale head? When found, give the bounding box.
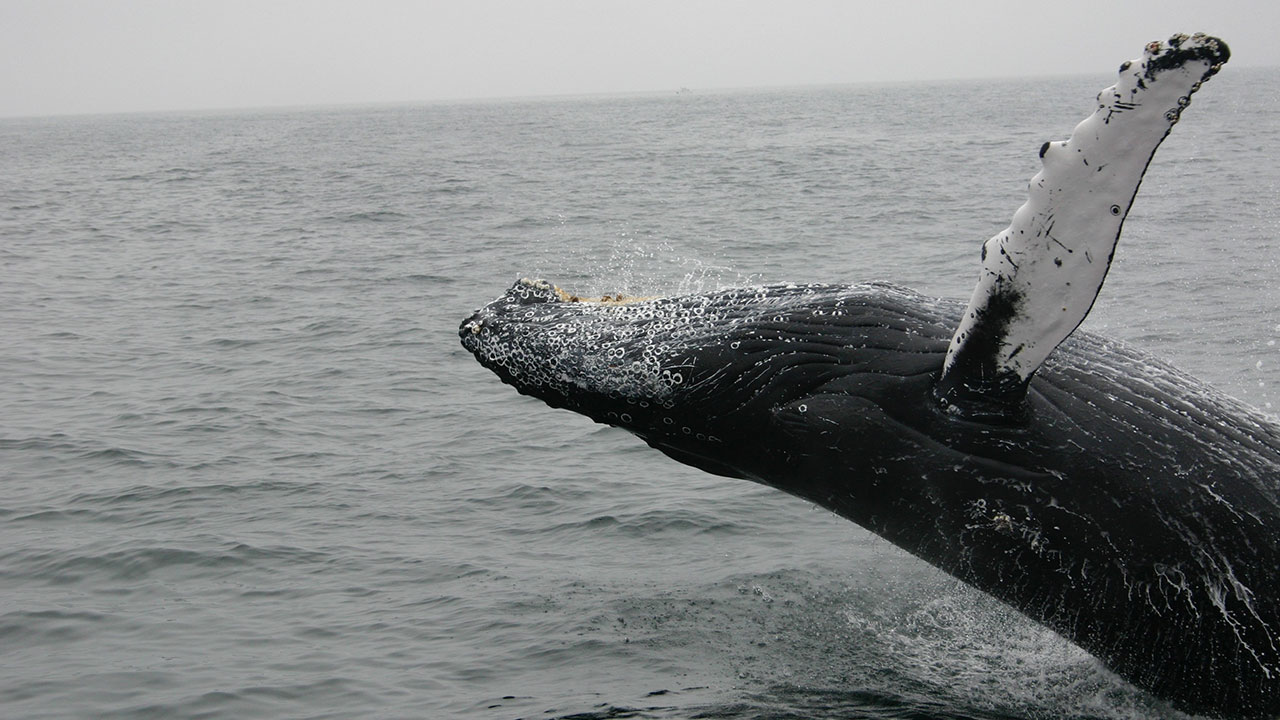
[460,279,661,349]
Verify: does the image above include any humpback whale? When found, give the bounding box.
[459,35,1280,718]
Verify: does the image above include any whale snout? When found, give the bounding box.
[458,279,567,360]
[459,278,684,422]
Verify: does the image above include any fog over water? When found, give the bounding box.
[2,0,1278,117]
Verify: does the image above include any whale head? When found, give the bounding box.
[460,278,961,483]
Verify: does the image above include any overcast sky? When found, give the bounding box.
[2,0,1277,118]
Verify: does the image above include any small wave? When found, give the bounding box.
[160,167,202,182]
[37,330,85,340]
[175,359,236,375]
[292,266,340,276]
[404,272,454,283]
[75,445,168,468]
[299,319,355,334]
[201,336,261,349]
[69,479,323,507]
[7,508,98,523]
[495,216,551,230]
[545,703,677,719]
[0,434,79,453]
[0,542,330,585]
[699,685,1032,720]
[268,450,345,463]
[507,508,745,538]
[338,210,407,223]
[464,482,595,514]
[0,609,122,648]
[432,179,476,194]
[105,677,379,720]
[168,403,236,415]
[69,482,238,506]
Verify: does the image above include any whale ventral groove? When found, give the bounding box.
[458,34,1280,720]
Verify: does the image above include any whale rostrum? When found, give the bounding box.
[459,35,1280,719]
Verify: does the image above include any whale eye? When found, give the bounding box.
[1109,204,1122,216]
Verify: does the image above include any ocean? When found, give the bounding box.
[2,67,1278,719]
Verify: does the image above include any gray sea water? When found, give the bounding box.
[3,67,1279,719]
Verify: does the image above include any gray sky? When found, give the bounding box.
[2,0,1277,117]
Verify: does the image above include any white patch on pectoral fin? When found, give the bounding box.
[934,34,1229,421]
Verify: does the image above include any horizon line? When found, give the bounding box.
[3,62,1274,122]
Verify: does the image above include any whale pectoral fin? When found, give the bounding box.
[935,34,1228,422]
